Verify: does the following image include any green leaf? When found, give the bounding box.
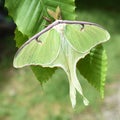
[31,66,56,84]
[5,0,76,84]
[14,29,28,47]
[5,0,76,37]
[77,45,108,98]
[13,20,110,107]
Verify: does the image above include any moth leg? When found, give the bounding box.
[35,37,42,43]
[80,24,85,31]
[43,16,52,23]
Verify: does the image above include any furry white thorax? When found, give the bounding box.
[53,23,66,33]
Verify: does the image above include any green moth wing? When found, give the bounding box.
[13,20,110,108]
[64,24,110,53]
[13,28,61,68]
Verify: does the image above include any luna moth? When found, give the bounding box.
[13,20,110,108]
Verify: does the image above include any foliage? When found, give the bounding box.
[78,45,108,98]
[5,0,76,86]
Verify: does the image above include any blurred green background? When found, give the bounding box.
[0,0,120,120]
